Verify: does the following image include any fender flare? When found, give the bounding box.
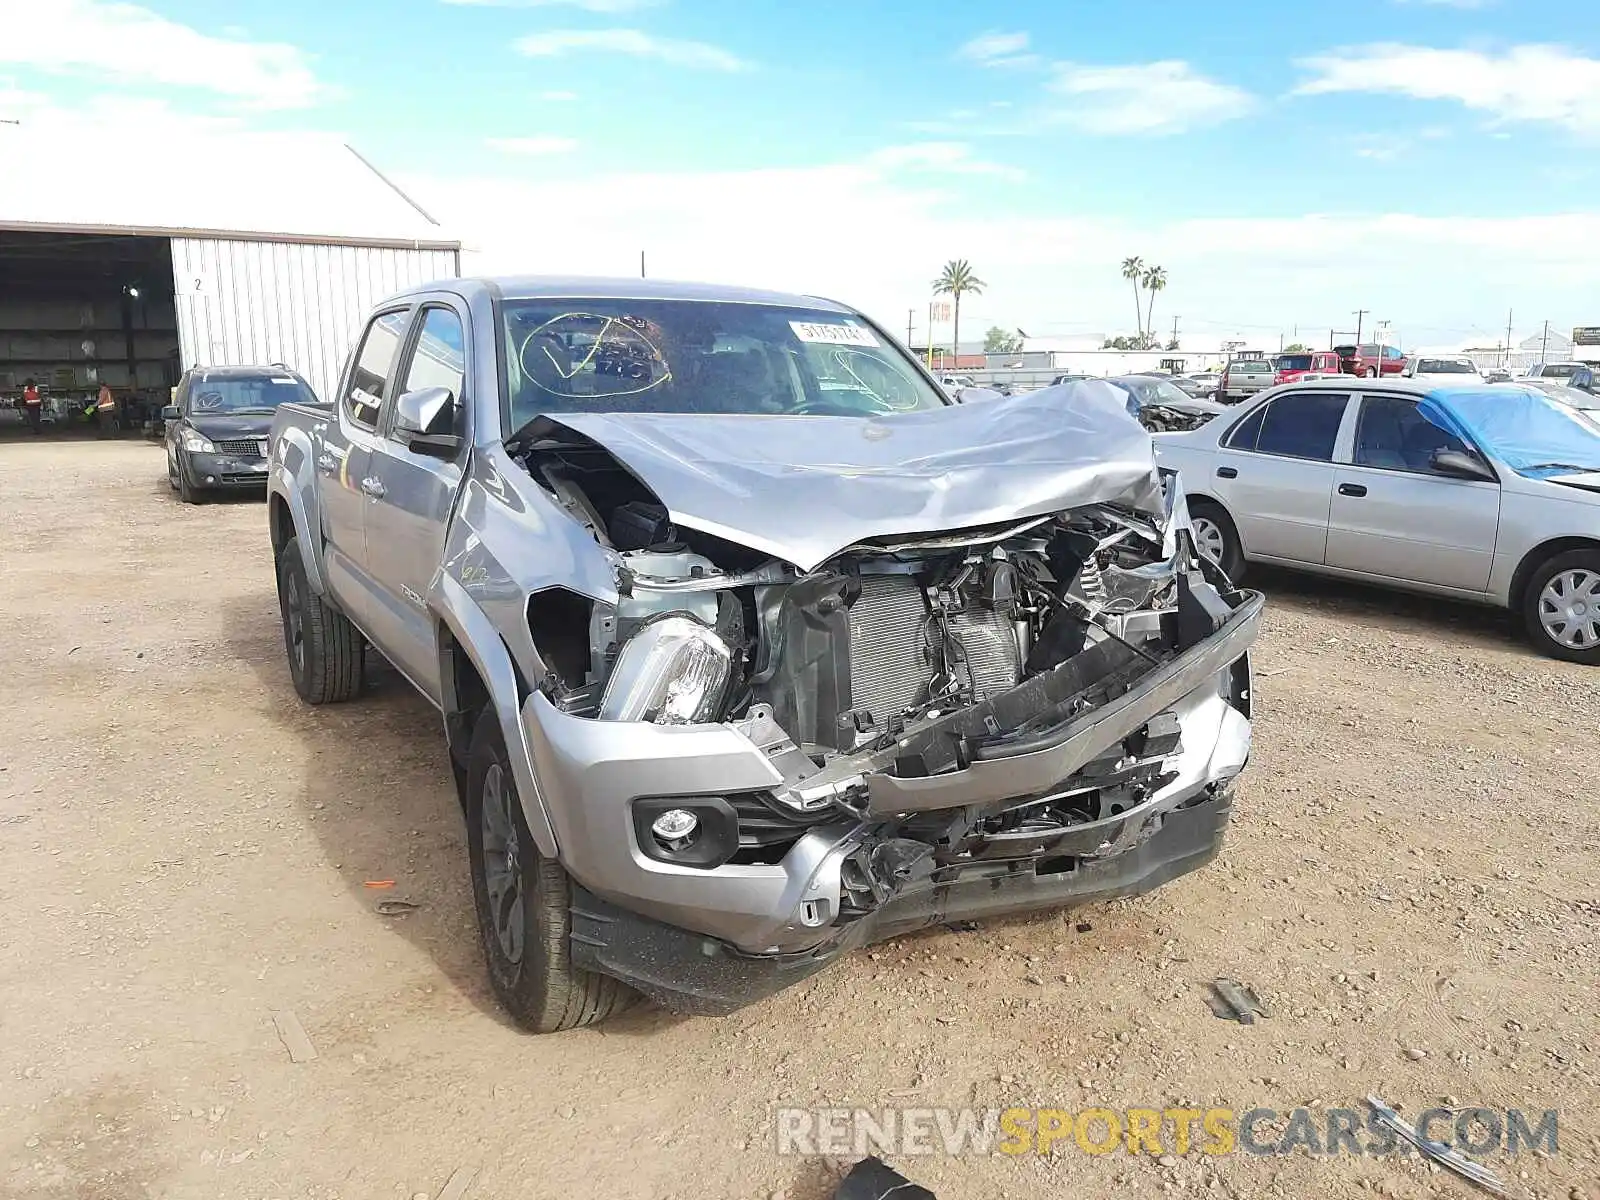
[432,571,560,858]
[269,451,328,595]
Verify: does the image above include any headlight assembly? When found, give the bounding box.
[599,617,731,725]
[181,429,216,453]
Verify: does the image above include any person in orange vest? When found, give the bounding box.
[96,382,118,437]
[21,378,42,434]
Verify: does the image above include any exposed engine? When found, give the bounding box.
[519,429,1202,763]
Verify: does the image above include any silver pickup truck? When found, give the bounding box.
[267,276,1262,1031]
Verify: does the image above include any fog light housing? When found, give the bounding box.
[631,796,739,869]
[650,808,699,849]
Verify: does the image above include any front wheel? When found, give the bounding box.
[1189,501,1246,583]
[276,536,364,702]
[465,711,633,1032]
[1523,550,1600,665]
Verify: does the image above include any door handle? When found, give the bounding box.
[360,477,386,499]
[1216,466,1238,479]
[316,452,337,474]
[1338,483,1367,497]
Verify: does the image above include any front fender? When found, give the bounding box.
[432,571,560,857]
[270,424,328,595]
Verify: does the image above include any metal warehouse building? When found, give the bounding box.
[0,127,459,430]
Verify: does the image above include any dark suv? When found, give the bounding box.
[163,366,317,503]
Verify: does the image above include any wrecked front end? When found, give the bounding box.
[513,427,1261,1015]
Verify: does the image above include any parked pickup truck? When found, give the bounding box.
[1217,358,1273,402]
[266,276,1262,1031]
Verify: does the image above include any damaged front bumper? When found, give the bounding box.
[522,586,1263,1015]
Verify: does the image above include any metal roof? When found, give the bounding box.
[0,127,458,251]
[402,274,852,310]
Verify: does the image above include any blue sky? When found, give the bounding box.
[5,0,1600,349]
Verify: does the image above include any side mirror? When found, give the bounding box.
[161,405,180,420]
[1431,447,1494,481]
[393,386,462,457]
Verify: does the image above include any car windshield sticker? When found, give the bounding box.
[519,313,671,401]
[789,321,880,348]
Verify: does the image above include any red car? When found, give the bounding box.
[1273,350,1343,384]
[1334,343,1408,378]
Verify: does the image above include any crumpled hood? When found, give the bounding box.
[544,382,1163,572]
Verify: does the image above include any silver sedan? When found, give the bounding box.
[1155,378,1600,662]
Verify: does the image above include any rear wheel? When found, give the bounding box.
[1523,550,1600,665]
[465,711,634,1032]
[276,536,364,702]
[1189,500,1246,583]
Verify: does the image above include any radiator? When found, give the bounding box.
[848,575,931,722]
[847,574,1024,722]
[947,605,1023,700]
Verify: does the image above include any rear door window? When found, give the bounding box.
[344,310,411,431]
[1252,392,1350,461]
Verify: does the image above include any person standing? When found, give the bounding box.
[22,378,42,434]
[96,382,118,437]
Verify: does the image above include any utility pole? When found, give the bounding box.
[926,301,934,369]
[1505,308,1514,369]
[907,309,915,351]
[639,251,646,279]
[1540,320,1550,366]
[1171,315,1180,349]
[1353,309,1369,347]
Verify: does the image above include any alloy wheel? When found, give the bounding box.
[480,763,525,965]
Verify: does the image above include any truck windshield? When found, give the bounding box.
[190,375,314,414]
[499,298,947,431]
[1276,355,1313,371]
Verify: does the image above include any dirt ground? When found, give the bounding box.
[1,439,1597,1200]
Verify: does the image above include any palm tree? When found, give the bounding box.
[932,259,985,370]
[1142,265,1168,346]
[1121,256,1146,338]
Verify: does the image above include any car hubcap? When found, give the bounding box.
[1192,517,1226,565]
[1539,569,1600,650]
[480,763,524,964]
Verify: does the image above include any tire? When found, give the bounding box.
[1188,500,1247,583]
[465,710,633,1032]
[177,464,205,504]
[275,535,364,703]
[1521,549,1600,665]
[1364,367,1378,379]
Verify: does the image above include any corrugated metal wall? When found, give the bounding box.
[169,238,458,404]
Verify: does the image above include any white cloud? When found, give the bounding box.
[1047,60,1256,135]
[514,28,749,71]
[445,0,660,8]
[0,0,325,109]
[407,153,1600,344]
[486,135,578,154]
[1296,44,1600,135]
[957,31,1040,70]
[540,89,580,101]
[870,142,1025,180]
